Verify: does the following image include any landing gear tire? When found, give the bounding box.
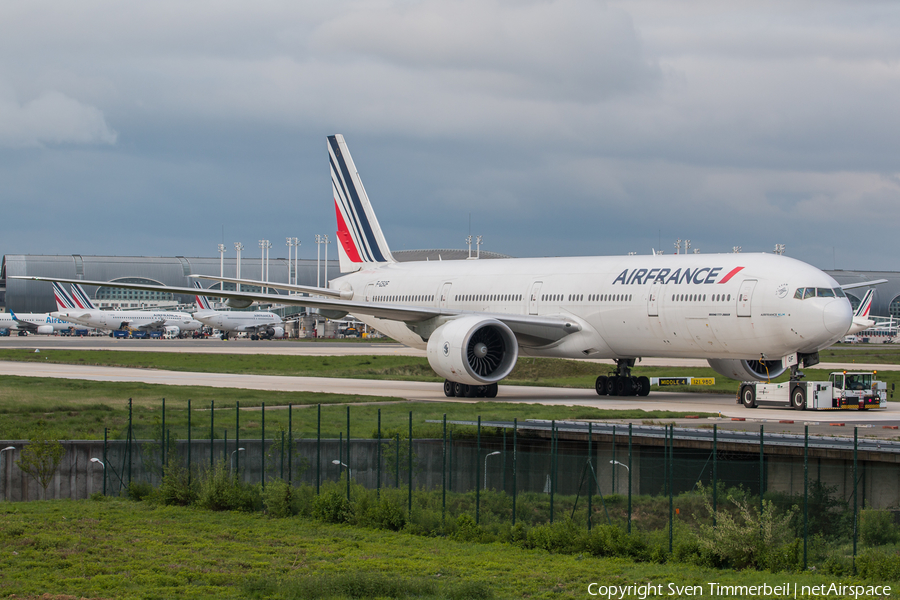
[454,382,465,397]
[791,386,806,411]
[595,376,608,396]
[636,376,650,397]
[741,385,757,408]
[444,380,456,397]
[606,376,619,396]
[485,383,498,398]
[617,377,634,396]
[464,384,478,398]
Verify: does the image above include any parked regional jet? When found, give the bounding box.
[0,311,72,335]
[52,283,203,336]
[17,134,858,399]
[192,283,285,340]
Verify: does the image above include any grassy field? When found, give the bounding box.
[1,498,895,600]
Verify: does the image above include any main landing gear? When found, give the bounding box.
[595,359,650,397]
[443,380,499,398]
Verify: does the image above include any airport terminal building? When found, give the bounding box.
[0,251,509,312]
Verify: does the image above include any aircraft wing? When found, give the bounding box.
[136,320,167,331]
[9,312,37,333]
[841,279,888,290]
[191,275,345,299]
[14,276,582,345]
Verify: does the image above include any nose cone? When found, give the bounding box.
[823,299,852,335]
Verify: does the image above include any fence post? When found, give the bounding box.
[210,400,214,469]
[346,406,350,502]
[448,430,453,493]
[804,425,809,570]
[103,427,108,495]
[261,402,265,488]
[713,424,718,527]
[408,411,413,518]
[476,415,481,525]
[587,422,592,531]
[612,424,616,494]
[377,409,382,498]
[288,403,292,484]
[187,399,192,484]
[442,414,447,527]
[853,426,858,573]
[316,404,321,495]
[235,402,240,476]
[512,418,517,526]
[550,419,555,525]
[127,398,133,488]
[161,397,166,468]
[668,424,673,554]
[627,422,632,534]
[759,424,764,518]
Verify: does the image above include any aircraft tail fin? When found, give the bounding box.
[329,134,395,273]
[71,284,97,310]
[52,282,78,311]
[855,288,874,319]
[193,281,213,311]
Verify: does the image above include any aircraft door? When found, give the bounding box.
[648,282,661,317]
[439,282,452,309]
[529,281,543,315]
[736,279,757,317]
[365,283,375,302]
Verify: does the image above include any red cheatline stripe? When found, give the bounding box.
[718,266,745,284]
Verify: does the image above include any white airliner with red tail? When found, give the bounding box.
[17,135,858,399]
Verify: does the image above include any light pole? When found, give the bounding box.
[609,459,630,472]
[286,238,294,285]
[259,240,266,292]
[264,240,272,293]
[484,451,500,490]
[292,238,300,288]
[323,235,331,288]
[234,242,244,292]
[476,235,483,259]
[231,448,245,473]
[315,234,323,287]
[90,457,105,495]
[332,459,351,479]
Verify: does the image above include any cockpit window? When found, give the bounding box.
[834,288,846,298]
[796,287,847,299]
[803,287,815,299]
[816,288,835,298]
[794,288,804,299]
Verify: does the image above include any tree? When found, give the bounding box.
[17,428,66,499]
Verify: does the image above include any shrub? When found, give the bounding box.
[197,462,261,512]
[127,480,155,502]
[157,463,198,506]
[16,427,66,498]
[313,489,353,524]
[372,494,407,531]
[857,548,900,581]
[263,479,296,518]
[860,510,900,547]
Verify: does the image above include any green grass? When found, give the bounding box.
[0,498,896,600]
[0,374,715,441]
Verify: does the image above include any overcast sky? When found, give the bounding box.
[2,0,899,272]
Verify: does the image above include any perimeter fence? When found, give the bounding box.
[5,398,900,575]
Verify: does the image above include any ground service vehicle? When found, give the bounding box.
[739,371,890,410]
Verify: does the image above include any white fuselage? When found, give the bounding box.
[335,252,850,361]
[193,310,282,333]
[0,313,74,333]
[53,309,202,332]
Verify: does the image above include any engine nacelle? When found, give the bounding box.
[36,325,54,335]
[426,316,518,386]
[165,326,181,337]
[265,327,285,339]
[226,297,254,309]
[707,358,787,381]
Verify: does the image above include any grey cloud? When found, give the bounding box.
[0,91,117,147]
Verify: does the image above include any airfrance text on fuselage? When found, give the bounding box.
[612,266,743,286]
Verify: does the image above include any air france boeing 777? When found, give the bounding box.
[16,134,857,399]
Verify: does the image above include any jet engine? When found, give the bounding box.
[264,327,285,339]
[36,325,54,335]
[165,326,181,337]
[226,297,253,309]
[707,358,786,381]
[426,316,518,386]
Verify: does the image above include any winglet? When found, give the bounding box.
[329,134,395,273]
